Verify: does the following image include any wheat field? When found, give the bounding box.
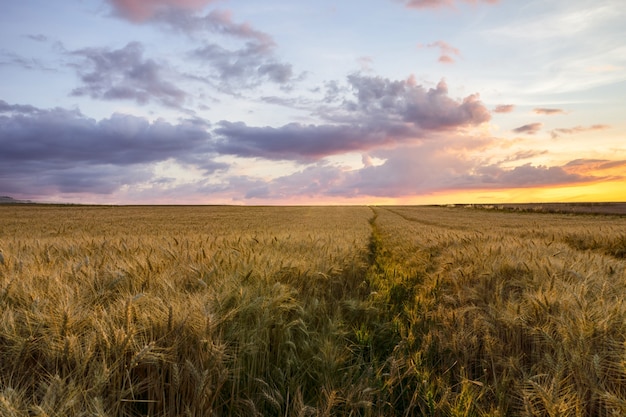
[0,205,625,416]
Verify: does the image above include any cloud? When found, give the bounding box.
[344,75,491,130]
[156,8,274,45]
[598,160,626,170]
[0,101,612,203]
[213,121,416,161]
[561,158,626,179]
[551,124,610,138]
[0,99,40,114]
[235,141,598,200]
[69,42,186,107]
[0,103,212,165]
[108,0,274,46]
[191,42,294,88]
[0,50,55,72]
[513,122,543,135]
[362,154,375,168]
[213,75,490,161]
[499,150,548,163]
[241,164,351,199]
[420,41,461,64]
[0,102,223,196]
[399,0,499,9]
[474,163,587,187]
[494,104,514,113]
[25,34,48,42]
[161,9,298,90]
[106,1,296,92]
[534,108,565,115]
[107,0,217,22]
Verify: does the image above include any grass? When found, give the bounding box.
[0,205,625,416]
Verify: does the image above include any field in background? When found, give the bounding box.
[457,202,626,215]
[1,205,625,416]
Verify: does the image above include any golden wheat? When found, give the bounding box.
[0,205,625,415]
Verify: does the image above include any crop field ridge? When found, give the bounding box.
[1,205,626,416]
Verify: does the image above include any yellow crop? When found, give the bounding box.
[0,205,624,416]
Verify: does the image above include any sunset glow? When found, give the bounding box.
[1,0,624,204]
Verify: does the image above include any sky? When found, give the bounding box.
[0,0,625,205]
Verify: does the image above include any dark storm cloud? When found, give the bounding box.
[70,42,186,107]
[0,102,223,196]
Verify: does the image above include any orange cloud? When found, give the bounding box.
[563,159,626,177]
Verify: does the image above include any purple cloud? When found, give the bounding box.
[213,75,490,161]
[0,100,40,114]
[513,122,542,135]
[214,121,416,161]
[156,8,274,45]
[344,75,491,130]
[235,143,597,200]
[0,102,224,196]
[70,42,186,107]
[0,50,55,72]
[191,42,294,88]
[106,0,297,91]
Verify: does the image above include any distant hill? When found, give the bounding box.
[0,196,34,204]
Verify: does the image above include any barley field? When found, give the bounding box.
[0,205,625,416]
